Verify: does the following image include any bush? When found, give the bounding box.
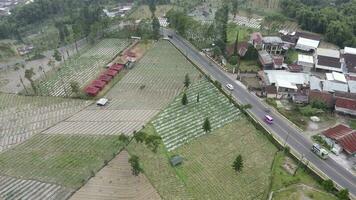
[311,100,328,110]
[298,105,323,116]
[322,179,334,192]
[266,98,277,108]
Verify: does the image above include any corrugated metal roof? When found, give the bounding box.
[296,37,319,48]
[348,81,356,93]
[317,48,340,58]
[322,80,348,92]
[335,97,356,111]
[344,47,356,55]
[298,54,314,64]
[338,131,356,154]
[310,76,322,91]
[322,124,352,140]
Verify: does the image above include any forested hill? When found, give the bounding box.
[0,0,119,40]
[281,0,356,47]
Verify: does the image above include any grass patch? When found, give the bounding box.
[349,119,356,130]
[128,5,173,20]
[227,23,254,45]
[0,134,123,189]
[273,185,337,200]
[128,117,277,200]
[285,49,298,64]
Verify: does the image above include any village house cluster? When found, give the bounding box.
[252,31,356,117]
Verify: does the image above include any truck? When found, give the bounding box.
[311,143,329,159]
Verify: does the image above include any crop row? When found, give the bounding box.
[153,80,240,151]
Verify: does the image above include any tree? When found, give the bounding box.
[148,0,156,17]
[134,131,147,143]
[182,93,188,105]
[232,0,238,18]
[321,179,334,192]
[232,155,243,172]
[229,55,238,65]
[197,93,200,102]
[70,81,80,95]
[129,155,143,176]
[184,74,190,88]
[203,117,211,133]
[145,135,162,153]
[336,189,349,200]
[152,17,160,40]
[72,20,82,53]
[119,134,130,146]
[24,68,37,95]
[53,49,62,62]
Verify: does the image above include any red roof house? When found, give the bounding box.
[335,97,356,116]
[85,86,101,96]
[338,131,356,154]
[91,80,106,89]
[105,69,118,77]
[110,63,124,72]
[322,124,353,140]
[98,74,113,83]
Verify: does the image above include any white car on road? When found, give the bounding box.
[226,84,234,91]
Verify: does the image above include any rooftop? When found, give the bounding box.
[265,70,309,89]
[335,97,356,111]
[322,80,348,93]
[258,50,273,65]
[262,36,283,44]
[348,81,356,93]
[338,131,356,154]
[325,72,347,83]
[344,47,356,55]
[316,55,342,69]
[322,124,352,140]
[310,76,322,91]
[317,48,340,58]
[298,54,314,64]
[296,37,320,48]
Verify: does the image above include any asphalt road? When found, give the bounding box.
[163,29,356,197]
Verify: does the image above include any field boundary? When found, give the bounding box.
[167,38,354,200]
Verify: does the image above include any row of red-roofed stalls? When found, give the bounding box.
[84,63,125,96]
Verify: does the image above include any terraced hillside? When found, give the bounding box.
[37,39,131,97]
[153,79,240,151]
[0,93,91,151]
[70,151,161,200]
[44,40,200,136]
[0,176,72,200]
[0,134,124,197]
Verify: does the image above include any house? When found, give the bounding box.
[251,32,263,50]
[272,56,284,69]
[326,72,347,83]
[315,48,343,72]
[322,80,348,93]
[335,97,356,116]
[226,42,249,57]
[258,50,273,68]
[343,47,356,75]
[263,70,309,98]
[295,37,320,52]
[309,76,322,91]
[262,36,283,55]
[297,54,314,72]
[288,64,303,73]
[309,90,334,107]
[322,124,356,155]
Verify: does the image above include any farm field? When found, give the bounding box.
[0,175,72,200]
[70,150,161,200]
[36,39,131,97]
[128,118,277,199]
[0,134,124,191]
[153,79,240,151]
[0,93,91,151]
[44,40,200,136]
[128,5,173,20]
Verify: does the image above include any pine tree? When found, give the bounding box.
[203,117,211,133]
[232,155,243,172]
[182,93,188,105]
[184,73,190,88]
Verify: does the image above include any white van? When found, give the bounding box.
[96,98,108,106]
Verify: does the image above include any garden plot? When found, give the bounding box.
[70,150,161,200]
[153,79,240,151]
[37,39,131,97]
[0,134,124,190]
[0,93,91,151]
[172,119,277,200]
[44,40,200,136]
[127,118,277,200]
[0,175,72,200]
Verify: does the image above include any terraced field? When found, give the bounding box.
[44,40,200,136]
[153,79,240,151]
[0,93,91,151]
[127,118,277,200]
[70,151,161,200]
[37,39,131,97]
[0,176,72,200]
[0,134,124,192]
